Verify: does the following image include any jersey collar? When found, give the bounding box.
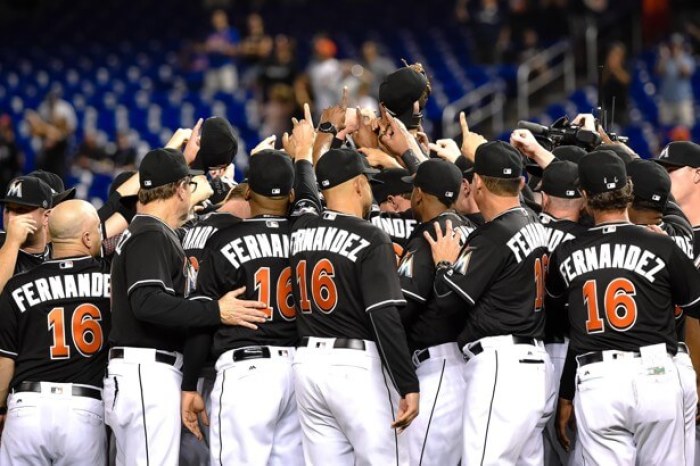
[133,214,179,235]
[44,255,93,264]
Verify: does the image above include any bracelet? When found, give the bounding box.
[436,260,453,270]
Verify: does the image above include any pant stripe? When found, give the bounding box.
[381,368,399,466]
[137,364,150,466]
[480,350,499,466]
[674,363,688,466]
[419,359,446,465]
[218,369,226,466]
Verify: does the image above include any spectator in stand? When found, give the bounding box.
[657,34,696,127]
[0,115,22,197]
[471,0,508,64]
[601,42,631,127]
[239,13,273,88]
[307,36,342,115]
[25,90,77,181]
[259,35,299,102]
[204,9,240,94]
[260,84,297,138]
[74,131,108,171]
[361,41,395,97]
[111,131,138,170]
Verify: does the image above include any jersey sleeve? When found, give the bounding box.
[123,231,177,295]
[435,234,505,306]
[0,290,18,358]
[398,239,435,304]
[545,247,567,299]
[289,160,322,218]
[668,245,700,318]
[359,241,407,312]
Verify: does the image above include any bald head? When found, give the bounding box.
[49,200,102,258]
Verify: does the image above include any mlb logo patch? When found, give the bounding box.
[321,180,330,187]
[503,168,512,175]
[59,261,73,269]
[606,182,617,189]
[652,194,661,201]
[445,191,454,198]
[266,220,280,228]
[144,180,152,187]
[566,190,575,197]
[272,188,281,195]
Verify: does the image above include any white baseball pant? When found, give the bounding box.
[574,344,685,466]
[406,342,465,466]
[0,382,106,466]
[293,337,405,466]
[461,335,556,466]
[209,346,303,466]
[543,340,573,466]
[673,345,697,466]
[103,347,183,466]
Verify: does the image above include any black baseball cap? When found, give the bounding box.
[248,150,294,197]
[372,168,412,204]
[316,148,380,190]
[474,141,523,179]
[401,159,462,206]
[139,148,203,189]
[597,143,635,165]
[109,170,137,196]
[379,67,428,125]
[195,117,238,170]
[0,176,53,209]
[654,141,700,169]
[578,150,628,195]
[28,169,76,205]
[627,159,670,210]
[540,160,581,199]
[526,145,585,178]
[455,156,475,182]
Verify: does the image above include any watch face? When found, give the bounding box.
[319,122,336,133]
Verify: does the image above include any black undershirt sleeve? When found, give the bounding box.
[368,307,420,396]
[181,329,214,391]
[559,347,577,401]
[400,149,421,175]
[129,286,221,328]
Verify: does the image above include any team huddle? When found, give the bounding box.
[0,64,700,466]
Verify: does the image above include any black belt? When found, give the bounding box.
[468,335,537,357]
[14,381,101,401]
[543,336,566,345]
[232,346,271,362]
[299,337,366,351]
[109,348,178,366]
[576,350,641,368]
[414,349,431,366]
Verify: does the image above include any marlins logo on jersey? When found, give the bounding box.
[453,247,473,275]
[397,250,415,278]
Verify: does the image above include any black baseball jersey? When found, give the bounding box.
[369,208,419,253]
[694,226,700,269]
[194,216,297,357]
[546,222,700,355]
[0,256,111,388]
[0,231,50,275]
[109,214,219,352]
[435,207,548,347]
[660,214,695,260]
[290,210,407,340]
[180,211,241,290]
[539,213,588,342]
[398,211,475,351]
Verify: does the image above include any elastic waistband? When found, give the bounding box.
[109,347,183,370]
[413,342,463,368]
[13,381,102,401]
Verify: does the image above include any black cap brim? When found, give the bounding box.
[0,198,45,208]
[652,159,686,168]
[189,168,205,176]
[52,188,77,205]
[525,164,544,178]
[400,175,414,184]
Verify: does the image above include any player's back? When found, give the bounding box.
[290,210,400,340]
[197,216,297,357]
[0,256,111,388]
[550,222,690,354]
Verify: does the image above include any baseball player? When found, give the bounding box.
[536,160,587,466]
[290,147,419,465]
[396,159,473,465]
[369,168,419,253]
[0,200,109,465]
[424,141,556,465]
[182,146,320,465]
[105,148,267,465]
[547,150,700,465]
[28,169,76,205]
[0,176,53,293]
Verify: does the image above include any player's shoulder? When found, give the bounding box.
[661,214,694,237]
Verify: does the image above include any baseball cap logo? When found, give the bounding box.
[6,181,22,198]
[566,190,575,197]
[503,168,512,175]
[445,191,454,198]
[271,188,281,195]
[144,180,152,187]
[321,180,330,187]
[660,147,669,159]
[652,194,661,201]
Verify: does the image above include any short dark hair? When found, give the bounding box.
[480,175,521,196]
[586,181,634,212]
[138,177,186,205]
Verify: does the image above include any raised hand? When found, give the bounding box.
[283,103,315,161]
[251,135,277,155]
[459,112,487,161]
[352,107,379,149]
[183,118,204,165]
[428,139,461,163]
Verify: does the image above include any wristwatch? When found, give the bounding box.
[318,122,338,136]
